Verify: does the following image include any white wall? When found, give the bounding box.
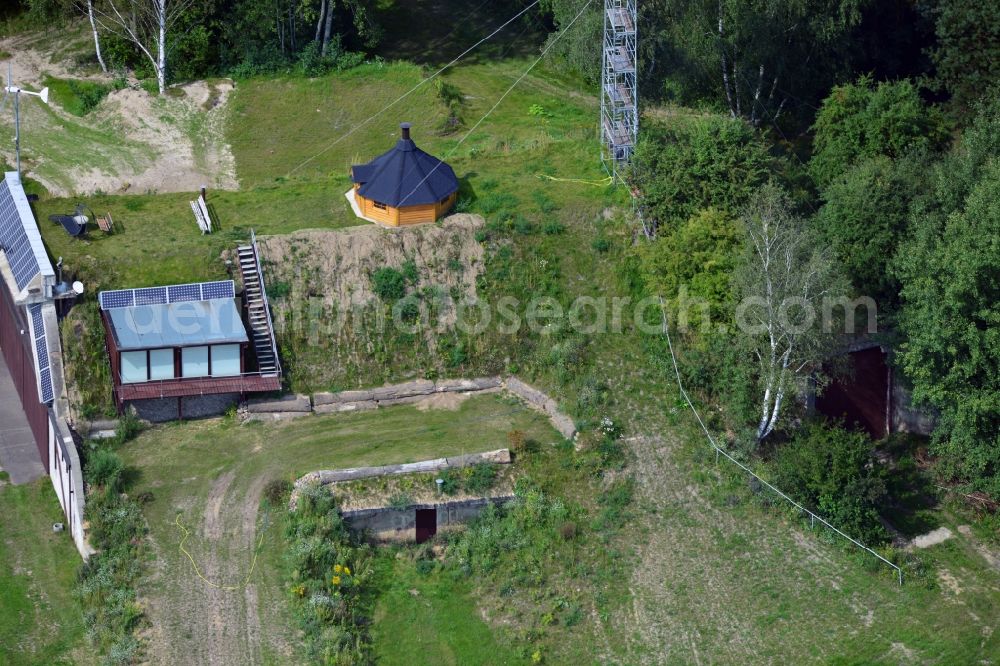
[47,414,90,558]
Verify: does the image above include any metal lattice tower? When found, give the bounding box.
[601,0,638,182]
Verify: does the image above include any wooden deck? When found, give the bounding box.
[116,374,281,401]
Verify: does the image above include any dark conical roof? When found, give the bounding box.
[350,124,459,207]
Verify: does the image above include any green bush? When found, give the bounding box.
[542,220,565,235]
[284,484,376,663]
[438,469,460,495]
[371,267,406,301]
[591,238,611,253]
[85,448,125,493]
[76,479,148,661]
[631,115,772,227]
[809,76,949,189]
[768,422,888,544]
[465,463,498,494]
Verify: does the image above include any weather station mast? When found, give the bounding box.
[600,0,638,184]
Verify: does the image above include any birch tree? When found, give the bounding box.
[734,184,845,442]
[92,0,196,94]
[85,0,108,73]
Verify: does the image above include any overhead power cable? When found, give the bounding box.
[286,0,543,177]
[398,0,595,206]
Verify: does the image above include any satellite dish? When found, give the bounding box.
[72,281,84,295]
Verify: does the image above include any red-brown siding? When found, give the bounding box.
[0,283,49,467]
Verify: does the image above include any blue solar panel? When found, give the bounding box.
[167,283,201,302]
[200,281,235,300]
[35,329,48,367]
[134,286,168,306]
[99,289,135,310]
[27,304,54,404]
[0,177,52,292]
[30,303,43,332]
[99,280,235,310]
[39,367,53,404]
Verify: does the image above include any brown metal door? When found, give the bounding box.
[415,509,437,543]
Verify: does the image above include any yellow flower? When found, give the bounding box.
[332,576,341,585]
[333,564,343,574]
[343,566,351,575]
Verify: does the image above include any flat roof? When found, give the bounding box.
[105,298,248,351]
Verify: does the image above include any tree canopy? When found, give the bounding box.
[809,77,949,189]
[893,98,1000,495]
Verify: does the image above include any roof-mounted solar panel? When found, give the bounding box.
[167,283,201,302]
[134,286,168,306]
[200,280,235,301]
[0,174,54,292]
[99,280,235,310]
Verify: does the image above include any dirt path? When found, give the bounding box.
[143,471,270,666]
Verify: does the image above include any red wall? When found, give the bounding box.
[0,284,49,467]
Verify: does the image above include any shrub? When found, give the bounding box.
[76,482,147,660]
[513,215,536,235]
[284,486,376,663]
[438,469,460,495]
[542,220,565,235]
[394,295,420,323]
[113,409,142,445]
[371,267,406,300]
[591,238,611,253]
[264,479,293,505]
[631,115,772,226]
[268,281,292,300]
[465,463,498,494]
[85,448,125,493]
[768,422,888,544]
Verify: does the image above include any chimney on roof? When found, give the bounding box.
[400,122,411,141]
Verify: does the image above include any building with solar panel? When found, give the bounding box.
[1,171,90,556]
[346,123,459,226]
[97,236,282,420]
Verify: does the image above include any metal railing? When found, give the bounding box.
[247,229,282,375]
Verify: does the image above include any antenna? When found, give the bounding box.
[2,61,50,182]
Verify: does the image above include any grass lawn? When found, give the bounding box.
[0,480,93,666]
[117,392,560,665]
[33,179,363,292]
[371,555,524,665]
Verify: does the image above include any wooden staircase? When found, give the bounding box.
[237,233,280,376]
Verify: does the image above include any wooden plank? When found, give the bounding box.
[197,196,212,233]
[190,200,209,234]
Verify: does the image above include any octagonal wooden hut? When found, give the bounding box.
[349,123,459,226]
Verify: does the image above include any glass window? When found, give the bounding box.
[149,348,174,380]
[210,344,241,377]
[181,346,209,378]
[120,351,147,384]
[373,201,387,210]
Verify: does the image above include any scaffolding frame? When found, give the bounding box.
[600,0,638,183]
